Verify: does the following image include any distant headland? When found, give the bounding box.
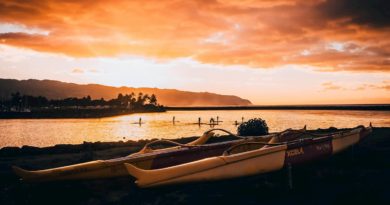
[0,78,252,107]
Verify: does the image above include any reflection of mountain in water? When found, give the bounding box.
[0,79,252,106]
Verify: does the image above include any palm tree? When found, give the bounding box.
[136,92,144,106]
[142,94,150,105]
[149,94,157,106]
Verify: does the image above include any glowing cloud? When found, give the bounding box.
[0,0,389,72]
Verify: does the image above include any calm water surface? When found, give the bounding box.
[0,110,389,147]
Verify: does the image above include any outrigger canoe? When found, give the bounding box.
[13,128,304,182]
[125,124,372,188]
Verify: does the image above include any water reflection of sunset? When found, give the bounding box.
[1,110,388,148]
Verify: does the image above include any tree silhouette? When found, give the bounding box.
[3,92,162,112]
[149,94,157,105]
[136,92,145,106]
[143,94,150,105]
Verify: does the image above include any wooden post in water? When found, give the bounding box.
[172,116,175,125]
[216,116,219,125]
[198,117,201,126]
[139,117,142,126]
[241,117,244,123]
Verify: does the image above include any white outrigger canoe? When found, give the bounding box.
[125,125,372,188]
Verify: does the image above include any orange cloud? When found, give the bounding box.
[322,81,390,92]
[321,82,343,91]
[71,68,84,74]
[0,0,389,72]
[356,81,390,91]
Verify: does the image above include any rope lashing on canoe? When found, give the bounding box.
[203,128,245,139]
[204,126,308,139]
[204,127,305,140]
[131,129,240,156]
[144,139,193,148]
[135,140,193,155]
[223,141,286,156]
[139,129,244,151]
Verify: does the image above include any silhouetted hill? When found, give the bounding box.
[0,79,252,106]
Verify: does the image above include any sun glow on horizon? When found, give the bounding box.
[1,44,389,105]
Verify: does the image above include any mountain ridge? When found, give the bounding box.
[0,78,252,106]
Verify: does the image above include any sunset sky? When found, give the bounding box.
[0,0,389,105]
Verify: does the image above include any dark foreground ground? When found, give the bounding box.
[0,127,389,205]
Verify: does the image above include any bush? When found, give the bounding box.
[237,118,269,136]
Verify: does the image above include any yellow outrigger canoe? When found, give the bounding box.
[125,125,372,188]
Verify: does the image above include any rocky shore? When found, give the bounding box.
[1,127,389,205]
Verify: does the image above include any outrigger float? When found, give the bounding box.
[13,125,372,185]
[125,124,372,188]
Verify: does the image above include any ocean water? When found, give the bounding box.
[0,110,389,147]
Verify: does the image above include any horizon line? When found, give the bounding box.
[166,104,390,111]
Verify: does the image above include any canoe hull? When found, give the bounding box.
[126,145,287,188]
[127,126,372,188]
[284,137,332,165]
[13,126,371,183]
[332,129,361,154]
[13,135,272,182]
